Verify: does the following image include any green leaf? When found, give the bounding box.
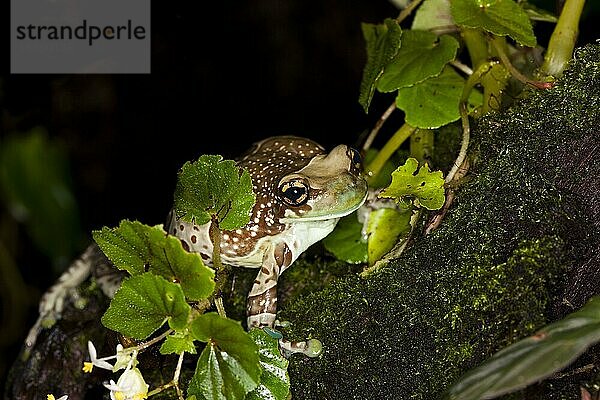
[246,329,290,400]
[93,220,215,301]
[101,274,191,339]
[377,31,459,93]
[174,155,256,230]
[358,18,402,112]
[522,2,557,23]
[160,331,197,355]
[0,129,83,268]
[448,296,600,400]
[379,158,445,210]
[395,66,483,129]
[322,213,367,264]
[92,220,150,275]
[451,0,536,47]
[367,208,412,266]
[188,313,261,400]
[411,0,454,31]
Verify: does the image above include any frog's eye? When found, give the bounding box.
[279,180,309,206]
[347,147,362,169]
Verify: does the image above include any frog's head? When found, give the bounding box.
[276,143,368,223]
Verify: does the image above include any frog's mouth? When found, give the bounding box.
[280,189,368,223]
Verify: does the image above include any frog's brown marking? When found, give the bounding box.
[246,286,278,328]
[247,242,291,328]
[180,240,190,252]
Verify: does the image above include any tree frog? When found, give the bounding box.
[25,135,367,357]
[169,135,368,329]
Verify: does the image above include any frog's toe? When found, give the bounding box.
[262,326,322,358]
[274,319,291,329]
[279,337,323,358]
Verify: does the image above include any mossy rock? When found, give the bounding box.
[280,43,600,399]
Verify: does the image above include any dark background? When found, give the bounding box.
[1,0,598,391]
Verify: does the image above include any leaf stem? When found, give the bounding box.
[445,102,470,184]
[146,351,186,399]
[215,296,227,318]
[209,217,223,272]
[396,0,424,24]
[450,59,473,76]
[172,351,185,399]
[444,59,494,184]
[541,0,586,77]
[128,329,174,353]
[424,158,469,235]
[362,100,397,152]
[366,123,416,185]
[461,28,489,69]
[490,37,553,90]
[429,60,496,231]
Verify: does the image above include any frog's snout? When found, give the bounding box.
[325,144,364,176]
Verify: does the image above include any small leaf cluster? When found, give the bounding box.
[92,155,287,400]
[379,158,445,210]
[326,0,560,268]
[325,157,445,267]
[359,0,545,127]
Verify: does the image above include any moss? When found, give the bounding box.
[279,43,600,399]
[221,247,363,325]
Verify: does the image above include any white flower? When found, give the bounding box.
[84,340,114,372]
[112,344,138,372]
[47,395,68,400]
[103,368,149,400]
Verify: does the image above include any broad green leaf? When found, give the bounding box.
[451,0,536,47]
[188,313,260,400]
[377,31,459,93]
[358,18,402,112]
[102,274,191,339]
[93,220,215,301]
[190,313,259,355]
[395,66,483,129]
[92,220,150,275]
[174,155,256,230]
[0,129,83,268]
[160,331,197,355]
[367,208,412,266]
[412,0,454,31]
[379,158,445,210]
[322,214,367,264]
[449,296,600,400]
[246,329,290,400]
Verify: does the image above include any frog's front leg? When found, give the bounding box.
[246,242,292,328]
[246,242,323,358]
